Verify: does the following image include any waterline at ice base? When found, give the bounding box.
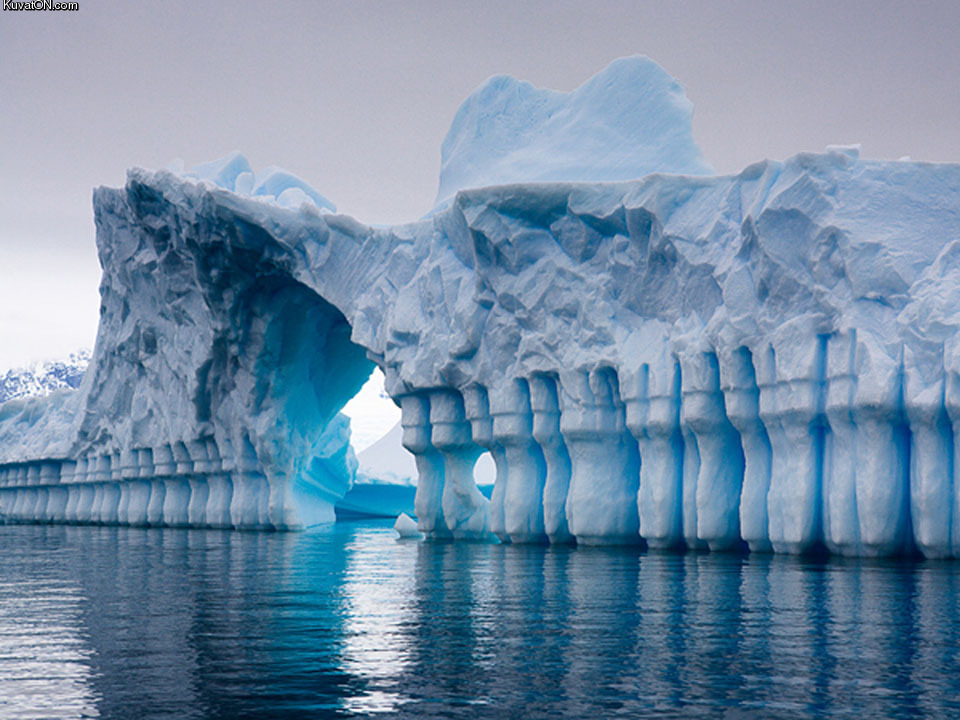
[2,56,960,559]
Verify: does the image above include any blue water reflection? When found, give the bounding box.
[1,521,958,718]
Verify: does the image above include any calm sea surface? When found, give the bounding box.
[1,520,959,719]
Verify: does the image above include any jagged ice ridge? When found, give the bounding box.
[1,57,960,558]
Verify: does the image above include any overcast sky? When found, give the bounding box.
[2,0,959,371]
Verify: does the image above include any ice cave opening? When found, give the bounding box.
[195,272,380,529]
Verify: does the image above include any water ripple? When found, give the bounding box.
[1,523,959,718]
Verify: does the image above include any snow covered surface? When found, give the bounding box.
[177,152,336,212]
[0,351,90,403]
[2,57,960,556]
[435,56,712,207]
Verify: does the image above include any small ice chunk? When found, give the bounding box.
[825,144,861,161]
[394,512,421,539]
[234,171,255,195]
[185,152,253,191]
[276,186,316,210]
[253,167,336,212]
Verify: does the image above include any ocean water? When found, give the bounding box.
[1,520,958,719]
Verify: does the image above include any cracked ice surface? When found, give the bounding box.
[1,57,960,557]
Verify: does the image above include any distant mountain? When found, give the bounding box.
[0,350,91,403]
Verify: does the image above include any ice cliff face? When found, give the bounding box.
[2,57,960,557]
[0,168,365,529]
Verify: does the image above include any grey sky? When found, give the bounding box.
[2,0,959,368]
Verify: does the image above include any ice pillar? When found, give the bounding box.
[908,356,953,559]
[823,331,861,555]
[430,389,491,540]
[624,358,684,550]
[680,351,744,551]
[463,385,509,542]
[490,380,547,544]
[530,375,573,544]
[560,368,640,545]
[401,393,449,539]
[719,347,771,553]
[756,334,826,554]
[852,343,910,556]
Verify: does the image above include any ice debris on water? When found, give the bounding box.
[393,512,422,540]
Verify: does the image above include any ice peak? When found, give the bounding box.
[436,55,713,207]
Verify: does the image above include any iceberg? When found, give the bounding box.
[2,56,960,557]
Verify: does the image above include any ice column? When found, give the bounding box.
[99,451,121,523]
[625,358,684,549]
[229,438,269,529]
[907,351,953,559]
[187,439,212,526]
[490,380,547,543]
[823,331,861,555]
[401,394,449,538]
[756,335,826,554]
[64,459,84,523]
[463,385,509,541]
[430,389,491,540]
[530,375,573,544]
[560,368,640,545]
[147,446,170,526]
[266,450,299,530]
[945,364,960,557]
[680,398,704,550]
[719,347,772,552]
[680,351,744,551]
[852,343,910,556]
[116,449,139,525]
[121,449,153,526]
[204,438,233,528]
[49,462,71,522]
[163,441,193,527]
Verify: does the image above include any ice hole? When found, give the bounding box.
[474,451,496,498]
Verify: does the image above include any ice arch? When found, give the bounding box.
[0,175,377,529]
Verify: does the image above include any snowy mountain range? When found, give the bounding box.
[0,350,91,403]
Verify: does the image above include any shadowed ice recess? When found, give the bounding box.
[2,56,960,558]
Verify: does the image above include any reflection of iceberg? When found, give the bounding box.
[2,56,960,556]
[0,577,99,719]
